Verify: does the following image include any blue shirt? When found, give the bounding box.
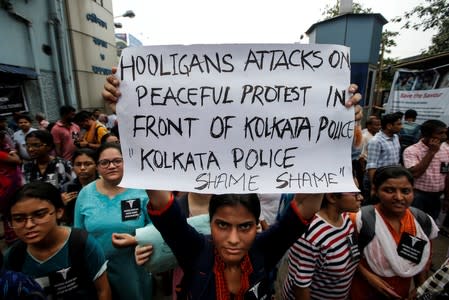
[74,181,153,300]
[366,131,401,170]
[5,228,106,300]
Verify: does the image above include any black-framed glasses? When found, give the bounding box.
[10,209,55,228]
[25,143,46,149]
[98,158,123,168]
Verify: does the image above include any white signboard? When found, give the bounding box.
[117,44,357,194]
[385,69,449,125]
[386,88,449,125]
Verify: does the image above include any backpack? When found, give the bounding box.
[358,205,432,252]
[8,228,95,299]
[94,123,108,144]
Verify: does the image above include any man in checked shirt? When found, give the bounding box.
[365,113,402,202]
[403,119,449,220]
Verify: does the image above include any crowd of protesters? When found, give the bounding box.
[0,78,448,300]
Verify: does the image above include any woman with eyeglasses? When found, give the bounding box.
[23,130,72,190]
[4,181,111,299]
[74,143,153,300]
[281,185,363,300]
[61,148,98,226]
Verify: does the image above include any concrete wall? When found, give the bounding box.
[0,0,117,120]
[0,1,53,70]
[0,0,59,119]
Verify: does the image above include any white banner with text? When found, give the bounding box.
[385,69,449,124]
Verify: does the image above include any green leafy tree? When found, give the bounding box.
[378,31,399,90]
[393,0,449,54]
[321,2,372,17]
[381,57,396,82]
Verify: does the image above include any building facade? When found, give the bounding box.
[0,0,117,121]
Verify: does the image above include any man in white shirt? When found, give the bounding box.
[13,114,37,160]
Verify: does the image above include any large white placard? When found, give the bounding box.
[117,44,358,194]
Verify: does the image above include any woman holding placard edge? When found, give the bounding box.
[102,67,362,299]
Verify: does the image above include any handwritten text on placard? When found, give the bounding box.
[117,44,357,194]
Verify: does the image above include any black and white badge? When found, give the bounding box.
[34,276,52,298]
[397,232,427,264]
[441,162,449,174]
[347,233,360,261]
[48,267,80,297]
[121,198,141,222]
[245,278,270,300]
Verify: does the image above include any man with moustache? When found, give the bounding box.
[12,114,37,161]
